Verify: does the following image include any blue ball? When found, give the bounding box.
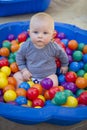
[61,39,69,46]
[78,61,84,69]
[58,74,65,84]
[83,54,87,63]
[19,82,30,90]
[69,62,80,72]
[15,96,27,105]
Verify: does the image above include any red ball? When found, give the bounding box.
[65,71,77,82]
[32,98,44,107]
[18,33,27,43]
[0,58,9,67]
[26,88,39,101]
[49,87,60,99]
[78,91,87,105]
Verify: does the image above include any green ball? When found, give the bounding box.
[73,50,83,61]
[8,58,16,64]
[77,69,85,77]
[84,64,87,72]
[54,92,67,105]
[8,53,15,60]
[3,41,11,50]
[77,43,84,51]
[76,89,85,97]
[64,90,73,97]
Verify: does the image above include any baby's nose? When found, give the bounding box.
[38,33,43,38]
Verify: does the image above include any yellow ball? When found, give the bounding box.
[0,78,8,89]
[0,72,7,79]
[84,73,87,80]
[1,66,11,76]
[38,95,45,102]
[27,100,32,107]
[3,90,17,102]
[27,80,35,87]
[65,96,78,107]
[34,106,42,108]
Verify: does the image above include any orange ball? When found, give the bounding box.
[10,62,19,73]
[16,88,26,97]
[0,47,10,57]
[68,40,78,50]
[11,43,19,53]
[3,84,16,93]
[32,84,43,95]
[8,76,17,87]
[83,45,87,54]
[11,40,19,45]
[75,77,87,89]
[58,86,64,91]
[44,90,50,100]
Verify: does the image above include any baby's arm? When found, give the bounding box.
[16,42,32,80]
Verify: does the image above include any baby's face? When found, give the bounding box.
[29,20,54,48]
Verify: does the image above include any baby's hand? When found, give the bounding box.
[60,66,68,74]
[21,68,32,81]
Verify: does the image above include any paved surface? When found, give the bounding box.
[0,0,87,130]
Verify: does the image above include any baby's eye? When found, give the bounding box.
[33,31,38,34]
[43,32,48,34]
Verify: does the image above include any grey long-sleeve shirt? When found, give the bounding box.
[16,41,69,79]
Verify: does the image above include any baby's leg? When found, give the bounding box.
[13,71,24,88]
[47,74,58,86]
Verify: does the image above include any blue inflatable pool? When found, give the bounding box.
[0,0,51,16]
[0,21,87,126]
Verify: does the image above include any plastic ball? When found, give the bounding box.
[32,84,43,95]
[83,54,87,63]
[63,82,77,93]
[0,72,7,79]
[8,76,17,87]
[58,32,66,40]
[27,100,32,107]
[27,80,35,87]
[77,43,84,51]
[84,63,87,72]
[0,47,10,57]
[2,40,11,49]
[26,87,39,101]
[19,82,30,90]
[68,55,73,63]
[0,78,8,89]
[64,90,73,97]
[65,71,77,82]
[32,98,44,107]
[10,62,19,73]
[65,96,78,107]
[49,86,61,99]
[3,90,17,102]
[78,92,87,105]
[1,66,11,76]
[68,40,78,50]
[76,89,85,97]
[40,78,53,90]
[0,96,4,102]
[66,47,73,55]
[84,73,87,80]
[61,39,69,47]
[11,43,19,53]
[58,74,65,84]
[38,95,45,102]
[0,89,3,96]
[53,91,67,105]
[69,62,80,72]
[15,96,27,105]
[7,34,15,41]
[18,33,27,43]
[73,51,83,61]
[3,84,16,93]
[83,45,87,54]
[16,88,26,97]
[75,77,87,89]
[0,58,9,67]
[77,69,85,77]
[44,90,50,100]
[79,61,84,69]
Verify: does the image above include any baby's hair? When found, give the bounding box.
[30,12,54,30]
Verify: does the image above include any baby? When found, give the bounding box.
[14,12,69,87]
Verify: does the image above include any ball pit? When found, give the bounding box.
[0,0,51,16]
[0,21,87,126]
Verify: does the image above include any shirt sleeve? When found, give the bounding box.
[16,41,29,70]
[52,42,69,67]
